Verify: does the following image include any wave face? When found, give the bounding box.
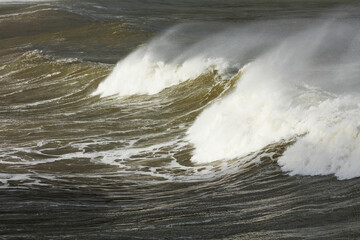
[93,24,238,97]
[93,53,230,97]
[94,20,360,179]
[187,21,360,179]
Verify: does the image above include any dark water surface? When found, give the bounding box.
[1,0,360,239]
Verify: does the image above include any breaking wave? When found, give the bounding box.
[95,19,360,180]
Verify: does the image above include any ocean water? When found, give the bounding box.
[1,0,360,239]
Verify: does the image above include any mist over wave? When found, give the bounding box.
[188,20,360,180]
[95,18,360,180]
[93,22,292,97]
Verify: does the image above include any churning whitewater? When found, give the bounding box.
[94,19,360,180]
[3,1,360,239]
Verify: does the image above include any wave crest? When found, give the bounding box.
[93,53,230,97]
[187,20,360,179]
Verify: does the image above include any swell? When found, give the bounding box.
[0,47,237,187]
[0,50,110,108]
[0,3,151,63]
[0,5,91,39]
[0,50,111,185]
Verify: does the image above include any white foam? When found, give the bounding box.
[91,20,360,180]
[0,173,31,188]
[92,24,261,97]
[187,22,360,180]
[93,52,229,97]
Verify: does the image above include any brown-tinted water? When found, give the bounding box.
[1,0,360,239]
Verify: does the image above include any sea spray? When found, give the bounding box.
[94,19,360,179]
[187,20,360,179]
[92,22,285,97]
[93,53,230,97]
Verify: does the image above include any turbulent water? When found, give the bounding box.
[1,0,360,239]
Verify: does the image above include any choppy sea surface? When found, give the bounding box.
[1,0,360,239]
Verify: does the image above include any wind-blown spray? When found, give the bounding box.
[95,19,360,179]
